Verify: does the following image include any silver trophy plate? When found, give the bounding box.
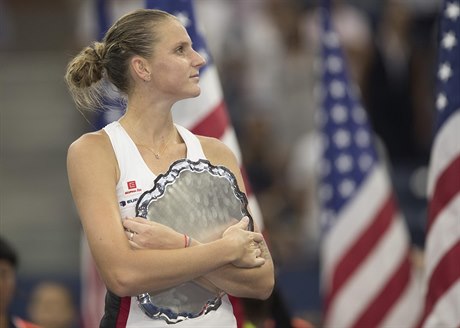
[135,159,253,324]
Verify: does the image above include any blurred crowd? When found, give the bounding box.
[1,0,442,326]
[1,236,78,328]
[195,0,439,322]
[195,0,439,265]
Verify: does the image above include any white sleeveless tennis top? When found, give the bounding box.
[102,121,236,328]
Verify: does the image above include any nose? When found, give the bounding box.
[192,49,206,68]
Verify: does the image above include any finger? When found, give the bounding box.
[251,232,264,243]
[122,218,133,229]
[124,217,149,225]
[124,230,141,248]
[131,217,150,223]
[123,219,145,232]
[235,217,249,229]
[123,230,132,239]
[254,257,266,267]
[128,240,142,250]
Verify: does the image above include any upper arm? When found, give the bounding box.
[200,137,266,233]
[199,137,260,227]
[199,136,247,195]
[67,132,128,277]
[199,138,274,297]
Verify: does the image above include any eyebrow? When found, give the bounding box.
[174,40,193,48]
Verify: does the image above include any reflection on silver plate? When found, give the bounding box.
[135,159,253,324]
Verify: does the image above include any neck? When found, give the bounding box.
[120,100,175,141]
[119,115,180,160]
[119,94,182,160]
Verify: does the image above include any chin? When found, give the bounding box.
[177,89,201,101]
[190,87,201,98]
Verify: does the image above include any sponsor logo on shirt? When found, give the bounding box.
[124,180,142,195]
[119,197,138,207]
[127,180,137,189]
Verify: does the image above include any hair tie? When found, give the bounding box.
[90,44,103,62]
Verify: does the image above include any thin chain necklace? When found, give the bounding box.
[120,118,176,160]
[136,141,168,159]
[135,130,177,160]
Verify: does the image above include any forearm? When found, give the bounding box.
[118,218,273,298]
[205,262,274,299]
[96,219,264,297]
[204,242,274,299]
[96,239,234,297]
[189,238,274,299]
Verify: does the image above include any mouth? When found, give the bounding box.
[190,73,200,79]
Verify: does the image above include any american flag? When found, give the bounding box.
[145,0,263,228]
[91,0,264,228]
[78,1,262,327]
[318,2,422,327]
[418,1,460,327]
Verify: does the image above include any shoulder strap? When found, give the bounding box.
[103,121,128,173]
[175,124,207,161]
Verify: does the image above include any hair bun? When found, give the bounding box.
[90,42,106,63]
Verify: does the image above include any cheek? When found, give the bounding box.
[154,62,181,82]
[153,61,188,87]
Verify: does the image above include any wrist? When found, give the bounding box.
[214,237,237,263]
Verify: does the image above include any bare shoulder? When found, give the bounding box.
[68,130,111,159]
[67,129,117,177]
[197,135,237,167]
[196,135,248,197]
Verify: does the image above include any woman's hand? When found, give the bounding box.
[222,217,265,268]
[122,217,183,250]
[124,216,265,268]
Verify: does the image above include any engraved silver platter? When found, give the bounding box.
[135,159,253,324]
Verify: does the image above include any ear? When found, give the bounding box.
[131,56,151,82]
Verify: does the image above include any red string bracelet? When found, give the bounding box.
[184,234,192,248]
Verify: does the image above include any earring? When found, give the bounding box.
[144,74,151,82]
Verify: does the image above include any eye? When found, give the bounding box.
[176,46,185,54]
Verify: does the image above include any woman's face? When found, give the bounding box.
[148,18,206,101]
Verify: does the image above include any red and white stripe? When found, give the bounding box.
[172,60,263,228]
[419,111,460,328]
[322,165,422,328]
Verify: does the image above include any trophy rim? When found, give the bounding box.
[135,158,253,230]
[134,158,253,323]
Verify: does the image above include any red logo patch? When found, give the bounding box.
[127,181,137,190]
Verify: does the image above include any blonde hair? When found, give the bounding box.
[65,9,175,111]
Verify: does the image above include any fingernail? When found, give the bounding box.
[241,216,249,222]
